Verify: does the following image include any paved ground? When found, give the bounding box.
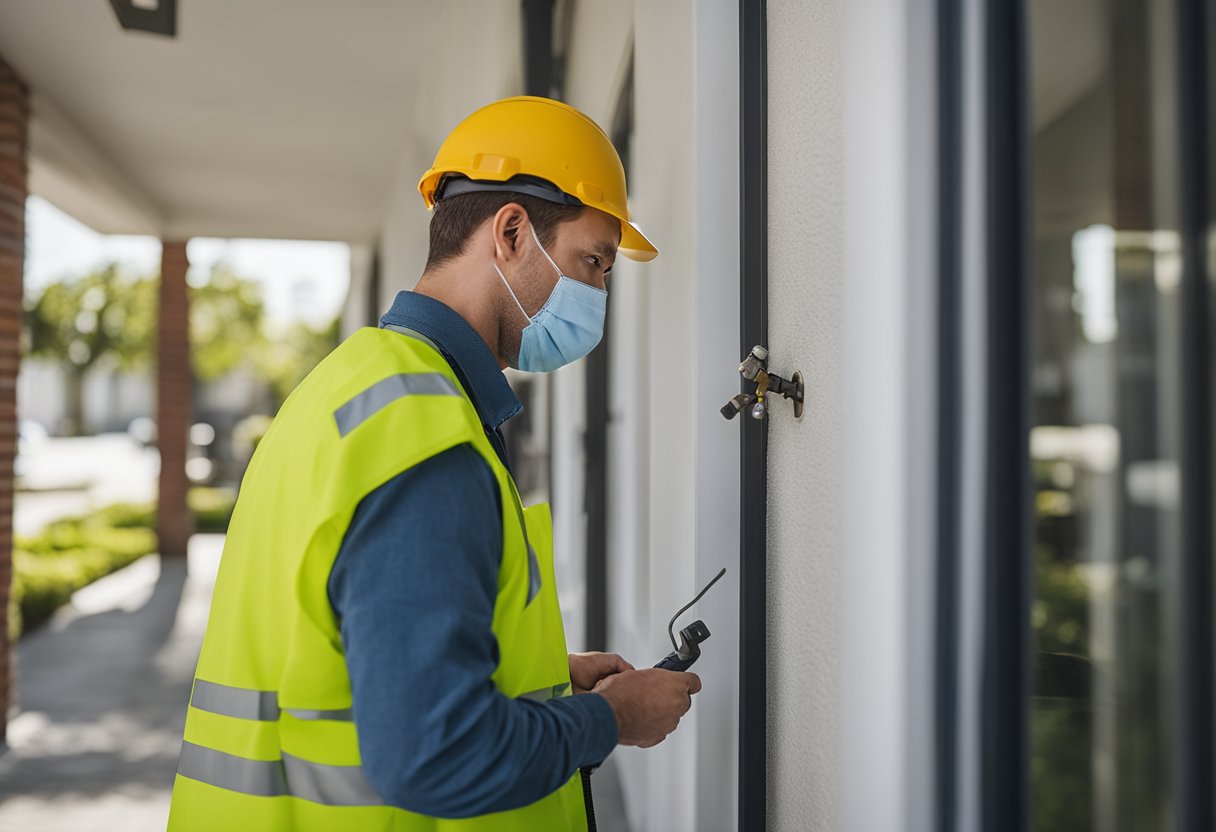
[0,532,631,831]
[0,536,221,831]
[15,432,158,535]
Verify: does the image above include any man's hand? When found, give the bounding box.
[592,669,702,748]
[569,651,635,694]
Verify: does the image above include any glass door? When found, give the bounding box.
[1026,0,1213,828]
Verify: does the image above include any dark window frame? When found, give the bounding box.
[979,1,1033,830]
[738,0,769,829]
[934,0,964,829]
[939,1,1034,828]
[1175,0,1214,829]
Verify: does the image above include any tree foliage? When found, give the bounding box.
[25,264,155,372]
[25,261,339,429]
[189,266,268,382]
[255,316,341,408]
[26,262,272,381]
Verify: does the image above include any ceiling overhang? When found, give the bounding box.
[0,1,523,242]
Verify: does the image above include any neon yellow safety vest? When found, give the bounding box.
[168,326,589,831]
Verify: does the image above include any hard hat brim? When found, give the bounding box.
[619,221,658,262]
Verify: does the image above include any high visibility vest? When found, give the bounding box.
[168,326,589,831]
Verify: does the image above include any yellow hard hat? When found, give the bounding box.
[418,96,658,262]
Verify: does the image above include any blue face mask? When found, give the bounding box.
[494,224,608,373]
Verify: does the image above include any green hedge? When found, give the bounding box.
[189,486,238,533]
[9,487,237,639]
[95,501,157,530]
[11,525,157,638]
[83,487,237,534]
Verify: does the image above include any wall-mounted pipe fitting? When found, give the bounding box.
[721,345,804,421]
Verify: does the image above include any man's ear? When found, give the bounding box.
[493,203,529,262]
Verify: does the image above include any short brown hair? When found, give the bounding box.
[424,191,583,271]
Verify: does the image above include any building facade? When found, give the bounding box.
[2,0,1214,830]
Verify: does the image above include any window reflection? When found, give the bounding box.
[1029,0,1185,828]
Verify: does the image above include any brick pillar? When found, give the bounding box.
[0,57,28,741]
[157,241,192,557]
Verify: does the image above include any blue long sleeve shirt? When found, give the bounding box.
[326,291,618,818]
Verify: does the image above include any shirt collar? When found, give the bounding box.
[379,291,522,430]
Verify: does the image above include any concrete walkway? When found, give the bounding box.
[0,533,631,831]
[15,432,160,535]
[0,535,222,831]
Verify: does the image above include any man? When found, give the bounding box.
[168,96,702,831]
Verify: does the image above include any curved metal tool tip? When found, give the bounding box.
[667,568,728,652]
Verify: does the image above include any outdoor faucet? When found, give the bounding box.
[721,345,804,421]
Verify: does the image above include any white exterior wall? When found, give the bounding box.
[623,6,702,828]
[686,4,742,830]
[766,0,940,829]
[559,1,742,830]
[841,0,940,828]
[766,0,846,827]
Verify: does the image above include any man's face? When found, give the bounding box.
[535,207,621,293]
[496,205,621,370]
[502,205,620,325]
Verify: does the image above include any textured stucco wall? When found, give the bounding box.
[766,1,845,830]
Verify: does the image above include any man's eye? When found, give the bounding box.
[588,255,602,268]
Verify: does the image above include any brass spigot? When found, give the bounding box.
[721,345,804,421]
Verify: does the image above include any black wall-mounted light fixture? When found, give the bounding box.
[109,0,177,38]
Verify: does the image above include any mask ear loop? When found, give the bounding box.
[493,260,530,323]
[528,223,565,279]
[495,221,562,324]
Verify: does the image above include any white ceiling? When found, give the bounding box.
[0,1,522,242]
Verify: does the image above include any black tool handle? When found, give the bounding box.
[654,653,697,672]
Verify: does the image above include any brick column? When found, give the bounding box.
[157,241,192,557]
[0,57,28,741]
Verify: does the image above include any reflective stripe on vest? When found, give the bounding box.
[333,372,460,437]
[191,678,355,723]
[178,742,382,806]
[181,679,376,806]
[182,678,570,803]
[518,682,571,703]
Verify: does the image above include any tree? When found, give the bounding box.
[188,265,267,382]
[25,262,269,434]
[255,316,341,408]
[25,265,155,434]
[26,260,334,435]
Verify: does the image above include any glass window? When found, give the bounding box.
[1028,0,1192,828]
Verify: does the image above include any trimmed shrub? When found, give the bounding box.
[96,502,157,529]
[188,486,237,533]
[11,518,158,639]
[8,487,236,638]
